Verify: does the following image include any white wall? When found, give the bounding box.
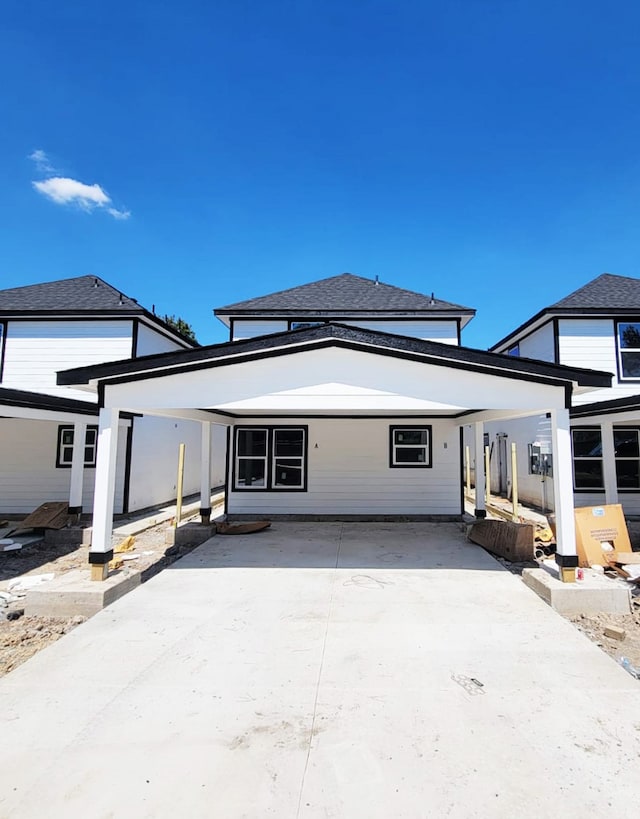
[135,323,189,356]
[518,322,555,362]
[232,320,288,340]
[127,416,206,511]
[2,319,133,401]
[231,318,460,343]
[227,417,461,516]
[0,418,127,515]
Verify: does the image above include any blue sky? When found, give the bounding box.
[1,0,639,347]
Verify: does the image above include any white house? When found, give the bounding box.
[0,275,226,518]
[55,273,610,579]
[478,272,640,514]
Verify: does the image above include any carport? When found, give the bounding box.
[56,323,611,579]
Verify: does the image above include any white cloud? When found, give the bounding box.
[28,149,56,173]
[32,175,131,220]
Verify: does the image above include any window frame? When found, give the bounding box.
[232,425,308,492]
[613,426,640,492]
[389,425,432,469]
[55,425,99,469]
[615,319,640,382]
[571,426,604,491]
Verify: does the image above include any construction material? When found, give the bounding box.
[468,519,535,561]
[16,502,69,532]
[25,568,140,618]
[174,443,186,529]
[510,442,519,522]
[216,520,271,536]
[574,505,631,568]
[604,625,626,641]
[522,568,632,615]
[484,445,491,506]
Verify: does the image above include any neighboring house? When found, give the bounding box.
[478,272,640,514]
[0,275,226,516]
[56,272,610,576]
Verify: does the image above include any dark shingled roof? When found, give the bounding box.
[551,273,640,309]
[215,273,475,315]
[0,275,140,313]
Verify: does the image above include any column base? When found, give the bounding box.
[90,564,109,581]
[555,553,579,584]
[200,506,212,524]
[474,508,487,519]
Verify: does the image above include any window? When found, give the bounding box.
[234,426,307,491]
[390,426,432,468]
[571,427,640,490]
[616,322,640,379]
[507,344,520,357]
[56,425,98,469]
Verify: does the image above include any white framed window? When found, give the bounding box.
[389,426,432,468]
[616,321,640,380]
[571,427,640,491]
[614,428,640,490]
[56,425,98,469]
[234,426,308,491]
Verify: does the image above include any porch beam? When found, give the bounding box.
[200,422,212,523]
[460,408,559,426]
[474,422,486,519]
[89,408,120,580]
[551,408,578,581]
[68,420,87,517]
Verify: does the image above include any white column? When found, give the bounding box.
[90,408,120,578]
[200,422,212,523]
[68,420,87,516]
[474,422,486,518]
[551,409,577,579]
[601,420,618,505]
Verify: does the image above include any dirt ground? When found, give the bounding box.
[2,517,640,681]
[0,520,200,677]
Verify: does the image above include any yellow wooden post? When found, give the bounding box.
[174,443,186,529]
[511,442,519,521]
[485,445,491,506]
[465,445,471,499]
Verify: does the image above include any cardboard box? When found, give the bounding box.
[574,504,631,568]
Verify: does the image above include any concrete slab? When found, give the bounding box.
[25,567,140,618]
[2,522,640,819]
[522,566,632,615]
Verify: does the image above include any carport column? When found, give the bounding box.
[200,421,212,523]
[600,420,619,505]
[551,408,578,582]
[68,420,87,519]
[89,408,120,581]
[474,422,486,518]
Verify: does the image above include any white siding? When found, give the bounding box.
[232,320,288,340]
[518,322,555,362]
[1,319,133,401]
[557,319,618,405]
[127,416,203,512]
[340,319,459,343]
[0,418,127,515]
[228,418,461,516]
[135,323,188,355]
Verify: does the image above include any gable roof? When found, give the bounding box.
[214,273,475,324]
[58,321,610,397]
[0,275,197,347]
[490,273,640,352]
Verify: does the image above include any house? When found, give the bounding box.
[55,272,611,580]
[479,272,640,514]
[0,275,226,518]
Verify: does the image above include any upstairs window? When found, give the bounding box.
[56,425,98,469]
[290,321,325,331]
[390,426,432,468]
[617,322,640,379]
[234,427,307,491]
[507,344,520,357]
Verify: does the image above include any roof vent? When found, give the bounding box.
[374,275,379,286]
[118,293,124,305]
[93,277,99,287]
[429,292,435,305]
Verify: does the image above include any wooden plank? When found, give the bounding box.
[608,551,640,565]
[216,521,271,536]
[17,502,69,531]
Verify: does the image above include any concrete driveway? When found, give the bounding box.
[1,522,639,818]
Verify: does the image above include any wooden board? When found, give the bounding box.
[216,521,271,536]
[17,502,69,531]
[607,551,640,565]
[468,519,535,561]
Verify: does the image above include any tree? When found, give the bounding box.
[163,313,198,344]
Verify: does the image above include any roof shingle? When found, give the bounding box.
[0,275,140,313]
[551,273,640,309]
[215,273,475,314]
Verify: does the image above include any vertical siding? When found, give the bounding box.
[135,323,188,355]
[1,319,133,401]
[0,418,126,515]
[518,322,555,362]
[232,320,288,340]
[340,320,459,343]
[228,418,461,516]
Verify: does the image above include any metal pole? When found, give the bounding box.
[485,445,491,507]
[511,442,519,521]
[174,443,186,529]
[465,445,471,499]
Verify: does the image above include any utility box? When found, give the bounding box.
[574,504,631,567]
